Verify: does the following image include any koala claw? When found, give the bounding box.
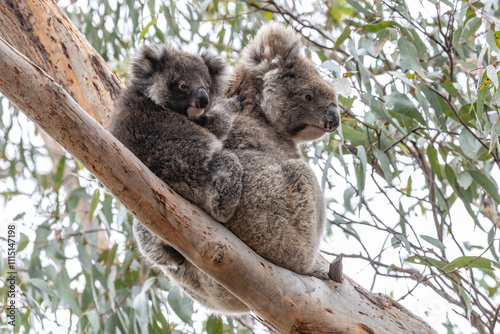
[306,270,331,281]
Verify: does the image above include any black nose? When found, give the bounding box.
[195,88,209,109]
[324,104,340,132]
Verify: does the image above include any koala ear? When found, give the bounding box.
[201,49,227,96]
[129,44,171,81]
[242,22,302,73]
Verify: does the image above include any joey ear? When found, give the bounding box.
[129,44,171,81]
[201,49,227,96]
[242,22,302,73]
[202,49,227,76]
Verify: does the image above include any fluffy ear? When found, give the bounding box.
[129,44,171,81]
[241,22,302,73]
[202,49,227,96]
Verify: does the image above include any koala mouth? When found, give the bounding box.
[187,106,205,120]
[291,122,328,143]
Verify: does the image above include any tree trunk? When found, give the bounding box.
[0,1,438,333]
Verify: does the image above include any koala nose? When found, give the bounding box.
[195,88,209,109]
[324,104,340,132]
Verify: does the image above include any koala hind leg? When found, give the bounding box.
[206,151,242,223]
[133,221,249,314]
[133,220,185,268]
[167,261,250,314]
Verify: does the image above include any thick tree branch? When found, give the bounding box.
[0,0,122,126]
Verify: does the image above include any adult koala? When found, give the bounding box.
[135,23,340,314]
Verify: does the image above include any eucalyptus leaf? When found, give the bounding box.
[420,235,446,250]
[469,170,500,204]
[206,316,223,334]
[168,287,194,326]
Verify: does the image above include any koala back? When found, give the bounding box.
[222,23,340,274]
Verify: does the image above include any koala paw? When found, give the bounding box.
[207,151,243,223]
[133,220,185,268]
[213,96,241,114]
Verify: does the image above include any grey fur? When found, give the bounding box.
[125,23,340,314]
[110,45,245,312]
[110,44,242,223]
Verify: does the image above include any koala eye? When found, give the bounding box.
[179,83,188,91]
[305,94,313,102]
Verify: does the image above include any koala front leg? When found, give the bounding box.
[133,220,185,269]
[205,151,243,223]
[198,97,240,139]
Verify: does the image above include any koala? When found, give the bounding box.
[110,44,242,224]
[131,23,340,314]
[109,45,245,308]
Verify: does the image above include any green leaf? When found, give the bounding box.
[375,150,392,183]
[406,176,412,196]
[361,20,400,33]
[17,232,29,252]
[486,64,499,89]
[444,165,457,190]
[321,151,334,191]
[444,256,500,271]
[398,31,431,82]
[384,92,427,125]
[86,310,101,333]
[459,130,481,159]
[441,77,466,105]
[55,155,66,188]
[206,316,223,334]
[29,278,55,296]
[343,187,356,212]
[333,26,350,52]
[406,255,447,269]
[355,145,367,195]
[54,268,82,314]
[461,17,482,41]
[420,85,447,131]
[102,195,114,224]
[393,234,410,252]
[373,28,391,56]
[469,170,500,204]
[495,30,500,49]
[88,189,100,222]
[344,0,372,17]
[13,212,25,221]
[457,171,473,189]
[132,290,148,320]
[139,17,158,41]
[420,235,446,250]
[408,29,429,62]
[148,0,156,14]
[459,287,472,319]
[67,188,91,212]
[168,287,194,325]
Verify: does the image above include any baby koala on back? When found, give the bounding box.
[110,44,242,224]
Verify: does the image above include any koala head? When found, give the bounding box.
[241,23,340,143]
[129,44,226,119]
